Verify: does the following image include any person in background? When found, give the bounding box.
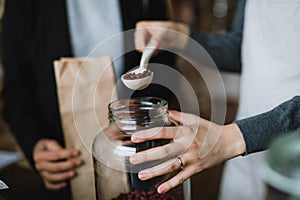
[133,0,300,199]
[2,0,174,193]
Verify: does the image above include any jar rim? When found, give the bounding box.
[108,96,168,112]
[107,97,169,126]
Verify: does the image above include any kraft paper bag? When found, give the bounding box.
[53,57,121,200]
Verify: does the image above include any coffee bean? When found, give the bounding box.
[123,70,152,80]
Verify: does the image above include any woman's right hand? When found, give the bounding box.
[33,139,82,190]
[134,21,190,52]
[129,110,246,194]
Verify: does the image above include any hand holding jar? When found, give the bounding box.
[129,110,246,194]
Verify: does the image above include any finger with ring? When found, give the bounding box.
[177,156,184,169]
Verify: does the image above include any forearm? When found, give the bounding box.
[236,96,300,154]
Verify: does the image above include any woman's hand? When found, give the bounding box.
[135,21,190,52]
[129,110,246,194]
[33,139,82,190]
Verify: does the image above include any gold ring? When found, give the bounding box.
[177,156,184,169]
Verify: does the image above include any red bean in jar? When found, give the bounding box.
[112,190,177,200]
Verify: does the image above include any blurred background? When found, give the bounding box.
[171,1,240,199]
[0,0,240,199]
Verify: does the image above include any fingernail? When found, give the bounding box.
[72,150,79,156]
[75,159,82,166]
[158,186,165,194]
[60,182,67,187]
[130,155,138,164]
[131,135,140,142]
[138,172,147,180]
[69,171,75,177]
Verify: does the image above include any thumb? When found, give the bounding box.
[134,26,149,52]
[169,110,201,126]
[168,110,184,124]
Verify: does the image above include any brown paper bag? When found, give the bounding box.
[54,57,118,200]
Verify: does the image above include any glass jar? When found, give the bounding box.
[92,97,188,200]
[264,131,300,200]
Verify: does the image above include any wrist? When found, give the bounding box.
[221,123,246,160]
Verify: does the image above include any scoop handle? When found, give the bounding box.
[139,46,156,67]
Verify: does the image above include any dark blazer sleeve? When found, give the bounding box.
[186,0,246,72]
[236,96,300,154]
[2,0,48,164]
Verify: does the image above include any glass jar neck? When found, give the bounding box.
[108,97,169,133]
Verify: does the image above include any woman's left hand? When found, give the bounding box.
[129,110,245,194]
